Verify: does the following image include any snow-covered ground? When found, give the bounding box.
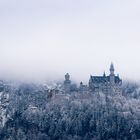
[0,91,9,127]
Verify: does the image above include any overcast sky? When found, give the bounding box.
[0,0,140,83]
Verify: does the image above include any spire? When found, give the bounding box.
[110,62,115,75]
[103,71,106,77]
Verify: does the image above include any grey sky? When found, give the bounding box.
[0,0,140,83]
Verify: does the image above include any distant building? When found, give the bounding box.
[63,73,78,93]
[89,63,122,94]
[63,63,122,95]
[63,73,71,93]
[79,82,88,93]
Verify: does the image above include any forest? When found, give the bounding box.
[0,81,140,140]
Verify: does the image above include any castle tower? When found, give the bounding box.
[103,71,106,77]
[64,73,71,93]
[109,63,115,84]
[64,73,71,84]
[65,73,70,81]
[110,63,115,76]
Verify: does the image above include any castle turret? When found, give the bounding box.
[110,63,115,76]
[109,63,115,84]
[103,71,106,77]
[79,81,88,93]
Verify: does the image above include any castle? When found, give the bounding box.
[63,63,122,94]
[89,63,122,94]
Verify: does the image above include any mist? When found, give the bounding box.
[0,0,140,83]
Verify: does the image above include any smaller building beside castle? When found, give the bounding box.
[79,82,88,93]
[89,63,122,94]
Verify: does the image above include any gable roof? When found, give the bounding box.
[90,75,122,84]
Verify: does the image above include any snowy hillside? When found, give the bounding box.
[0,81,140,140]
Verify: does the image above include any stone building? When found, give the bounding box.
[63,73,78,93]
[79,82,88,93]
[89,63,122,94]
[63,73,71,93]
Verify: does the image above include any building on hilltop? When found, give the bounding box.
[63,73,78,93]
[63,73,71,93]
[63,63,122,94]
[89,63,122,94]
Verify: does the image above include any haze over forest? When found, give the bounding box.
[0,0,140,83]
[1,1,140,139]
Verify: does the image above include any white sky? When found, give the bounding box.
[0,0,140,83]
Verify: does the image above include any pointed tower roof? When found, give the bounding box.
[110,62,115,76]
[110,62,114,70]
[103,71,106,77]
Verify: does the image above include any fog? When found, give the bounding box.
[0,0,140,83]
